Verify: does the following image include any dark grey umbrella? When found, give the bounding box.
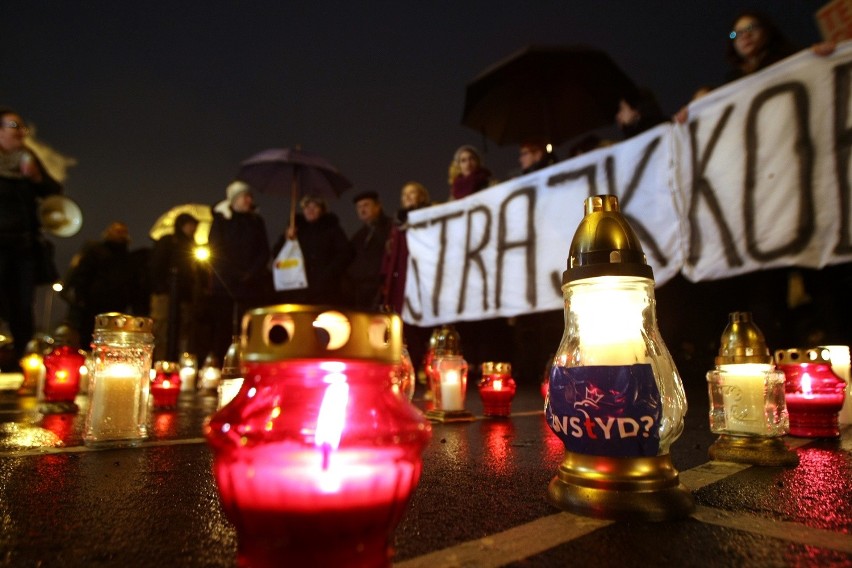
[462,44,638,146]
[236,147,353,229]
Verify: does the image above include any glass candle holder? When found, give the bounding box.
[205,305,431,568]
[179,352,198,392]
[151,361,182,409]
[479,362,516,417]
[775,347,846,438]
[707,365,788,436]
[84,313,154,447]
[42,345,86,403]
[545,195,693,521]
[433,354,468,412]
[824,345,852,425]
[390,343,416,401]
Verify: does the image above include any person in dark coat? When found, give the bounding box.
[273,195,353,306]
[204,181,271,360]
[344,190,392,309]
[0,108,62,368]
[63,222,146,347]
[380,181,432,371]
[149,213,200,361]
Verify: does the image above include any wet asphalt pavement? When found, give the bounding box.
[0,368,849,567]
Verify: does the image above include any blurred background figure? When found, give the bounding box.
[203,181,271,361]
[381,181,432,370]
[615,87,668,139]
[0,108,62,369]
[449,145,492,200]
[344,190,392,309]
[149,213,200,362]
[62,221,148,348]
[273,195,352,305]
[518,139,558,175]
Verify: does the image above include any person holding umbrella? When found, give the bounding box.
[272,195,352,306]
[203,181,271,361]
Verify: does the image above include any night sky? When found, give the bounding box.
[2,1,829,274]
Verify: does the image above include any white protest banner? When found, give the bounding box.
[404,124,680,328]
[676,41,852,281]
[403,41,852,328]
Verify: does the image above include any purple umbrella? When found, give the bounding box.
[236,147,353,229]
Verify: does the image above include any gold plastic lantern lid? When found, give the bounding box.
[94,312,153,334]
[481,361,512,375]
[563,194,652,284]
[715,312,773,365]
[774,346,833,366]
[433,324,461,356]
[241,304,402,364]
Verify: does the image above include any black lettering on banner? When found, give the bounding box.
[403,220,429,322]
[457,206,492,313]
[428,211,464,317]
[687,105,744,267]
[745,82,814,260]
[404,257,424,321]
[603,137,669,266]
[547,165,597,194]
[834,61,852,254]
[496,187,536,309]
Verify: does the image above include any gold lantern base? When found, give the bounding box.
[425,409,475,423]
[548,451,695,522]
[708,434,799,467]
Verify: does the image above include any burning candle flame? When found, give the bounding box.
[801,373,813,397]
[315,378,349,470]
[493,379,503,391]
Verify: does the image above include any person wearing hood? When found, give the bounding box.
[205,181,271,360]
[149,212,200,361]
[273,194,353,305]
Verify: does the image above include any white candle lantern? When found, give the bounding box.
[425,326,473,423]
[545,195,694,521]
[824,345,852,425]
[706,312,797,466]
[84,313,154,447]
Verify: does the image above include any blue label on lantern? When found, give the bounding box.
[545,364,661,457]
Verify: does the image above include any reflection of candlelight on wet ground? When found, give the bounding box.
[481,420,516,475]
[153,411,178,438]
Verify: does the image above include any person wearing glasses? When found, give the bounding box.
[0,108,62,369]
[725,10,833,84]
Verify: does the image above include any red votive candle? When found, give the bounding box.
[150,361,182,408]
[205,306,431,568]
[42,345,86,403]
[776,347,846,438]
[479,362,516,417]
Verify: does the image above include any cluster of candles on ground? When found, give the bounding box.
[16,313,246,447]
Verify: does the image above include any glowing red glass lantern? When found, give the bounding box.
[42,345,86,403]
[479,362,516,417]
[150,361,182,408]
[205,305,431,568]
[775,347,846,438]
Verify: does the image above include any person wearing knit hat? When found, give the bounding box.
[202,179,271,361]
[213,180,254,219]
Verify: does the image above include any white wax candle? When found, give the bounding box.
[88,363,144,439]
[825,345,852,425]
[439,370,464,411]
[719,363,771,435]
[218,378,244,409]
[179,366,196,391]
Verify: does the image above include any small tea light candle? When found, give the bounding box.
[479,362,516,417]
[151,362,182,409]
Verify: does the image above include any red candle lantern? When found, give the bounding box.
[42,345,86,404]
[150,361,182,409]
[775,347,846,438]
[479,362,516,417]
[205,305,431,568]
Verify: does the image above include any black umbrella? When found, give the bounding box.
[236,147,353,230]
[462,44,638,146]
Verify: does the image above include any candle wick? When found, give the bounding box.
[320,442,331,470]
